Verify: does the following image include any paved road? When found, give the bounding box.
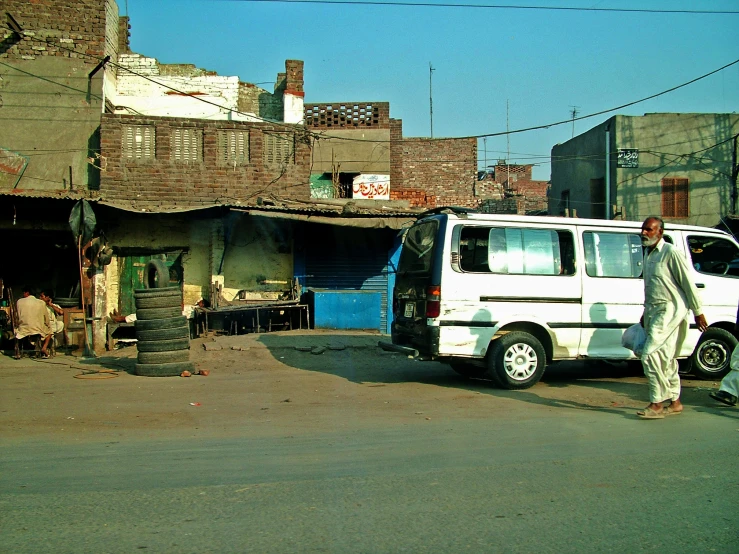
[1,334,737,552]
[3,399,738,552]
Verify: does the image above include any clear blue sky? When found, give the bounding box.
[123,0,739,180]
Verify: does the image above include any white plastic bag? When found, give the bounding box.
[622,323,646,356]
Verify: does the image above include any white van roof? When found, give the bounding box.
[424,212,731,236]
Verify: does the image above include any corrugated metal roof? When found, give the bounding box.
[0,189,101,201]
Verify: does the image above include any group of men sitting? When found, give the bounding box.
[14,286,64,359]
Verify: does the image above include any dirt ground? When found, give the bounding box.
[0,330,723,443]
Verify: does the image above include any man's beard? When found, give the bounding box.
[641,235,659,247]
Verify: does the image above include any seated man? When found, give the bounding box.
[15,286,52,358]
[40,290,65,335]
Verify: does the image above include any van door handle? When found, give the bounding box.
[696,283,705,288]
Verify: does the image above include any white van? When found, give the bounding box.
[387,209,739,389]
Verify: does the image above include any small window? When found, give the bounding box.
[218,130,249,165]
[170,128,202,162]
[458,226,575,275]
[662,178,689,218]
[122,125,155,160]
[583,231,643,278]
[263,132,294,165]
[687,235,739,277]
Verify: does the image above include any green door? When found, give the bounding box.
[119,252,183,316]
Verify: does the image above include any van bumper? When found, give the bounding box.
[391,321,440,356]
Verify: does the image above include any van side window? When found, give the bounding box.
[459,226,575,275]
[687,235,739,277]
[583,231,642,278]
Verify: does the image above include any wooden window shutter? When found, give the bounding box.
[661,178,689,217]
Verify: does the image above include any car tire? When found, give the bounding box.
[143,259,171,289]
[134,286,181,297]
[138,349,190,364]
[135,307,182,320]
[135,295,183,310]
[135,361,195,377]
[135,316,188,332]
[136,338,190,352]
[136,325,190,342]
[485,331,546,390]
[685,328,737,380]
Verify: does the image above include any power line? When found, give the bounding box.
[11,33,739,159]
[227,0,739,15]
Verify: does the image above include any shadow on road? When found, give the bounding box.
[248,332,727,419]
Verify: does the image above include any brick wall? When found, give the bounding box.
[391,137,478,208]
[304,102,390,130]
[285,60,304,95]
[118,15,130,53]
[1,0,109,60]
[100,114,311,209]
[491,162,533,182]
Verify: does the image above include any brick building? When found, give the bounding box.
[477,161,550,214]
[304,102,478,208]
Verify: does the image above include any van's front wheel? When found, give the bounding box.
[686,328,737,380]
[486,332,546,389]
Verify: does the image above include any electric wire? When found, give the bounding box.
[226,0,739,16]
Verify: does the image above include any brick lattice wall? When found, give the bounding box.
[1,0,109,60]
[391,137,478,208]
[100,114,311,209]
[304,102,390,130]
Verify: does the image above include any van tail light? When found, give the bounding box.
[426,285,441,318]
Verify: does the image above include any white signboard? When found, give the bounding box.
[352,174,390,200]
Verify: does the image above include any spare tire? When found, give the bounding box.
[136,325,190,342]
[135,295,183,310]
[54,297,80,308]
[137,338,190,352]
[135,316,187,332]
[138,349,190,364]
[144,259,171,289]
[136,307,182,320]
[135,361,195,377]
[134,286,181,297]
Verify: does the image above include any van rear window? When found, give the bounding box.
[399,221,438,274]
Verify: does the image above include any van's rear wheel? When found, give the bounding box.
[486,332,546,390]
[686,328,737,380]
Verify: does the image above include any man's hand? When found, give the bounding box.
[695,314,708,333]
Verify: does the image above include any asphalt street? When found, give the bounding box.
[1,333,737,553]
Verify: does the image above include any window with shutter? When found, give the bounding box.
[218,130,249,165]
[661,178,689,217]
[170,128,202,163]
[263,132,295,166]
[122,125,155,160]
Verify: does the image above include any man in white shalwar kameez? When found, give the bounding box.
[709,304,739,407]
[15,286,52,359]
[637,217,707,419]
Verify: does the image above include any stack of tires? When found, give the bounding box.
[134,262,195,377]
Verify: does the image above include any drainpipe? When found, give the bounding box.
[604,123,611,220]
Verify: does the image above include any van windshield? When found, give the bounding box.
[398,220,438,274]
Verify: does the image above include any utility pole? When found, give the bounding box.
[569,105,580,138]
[429,63,435,138]
[506,100,510,188]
